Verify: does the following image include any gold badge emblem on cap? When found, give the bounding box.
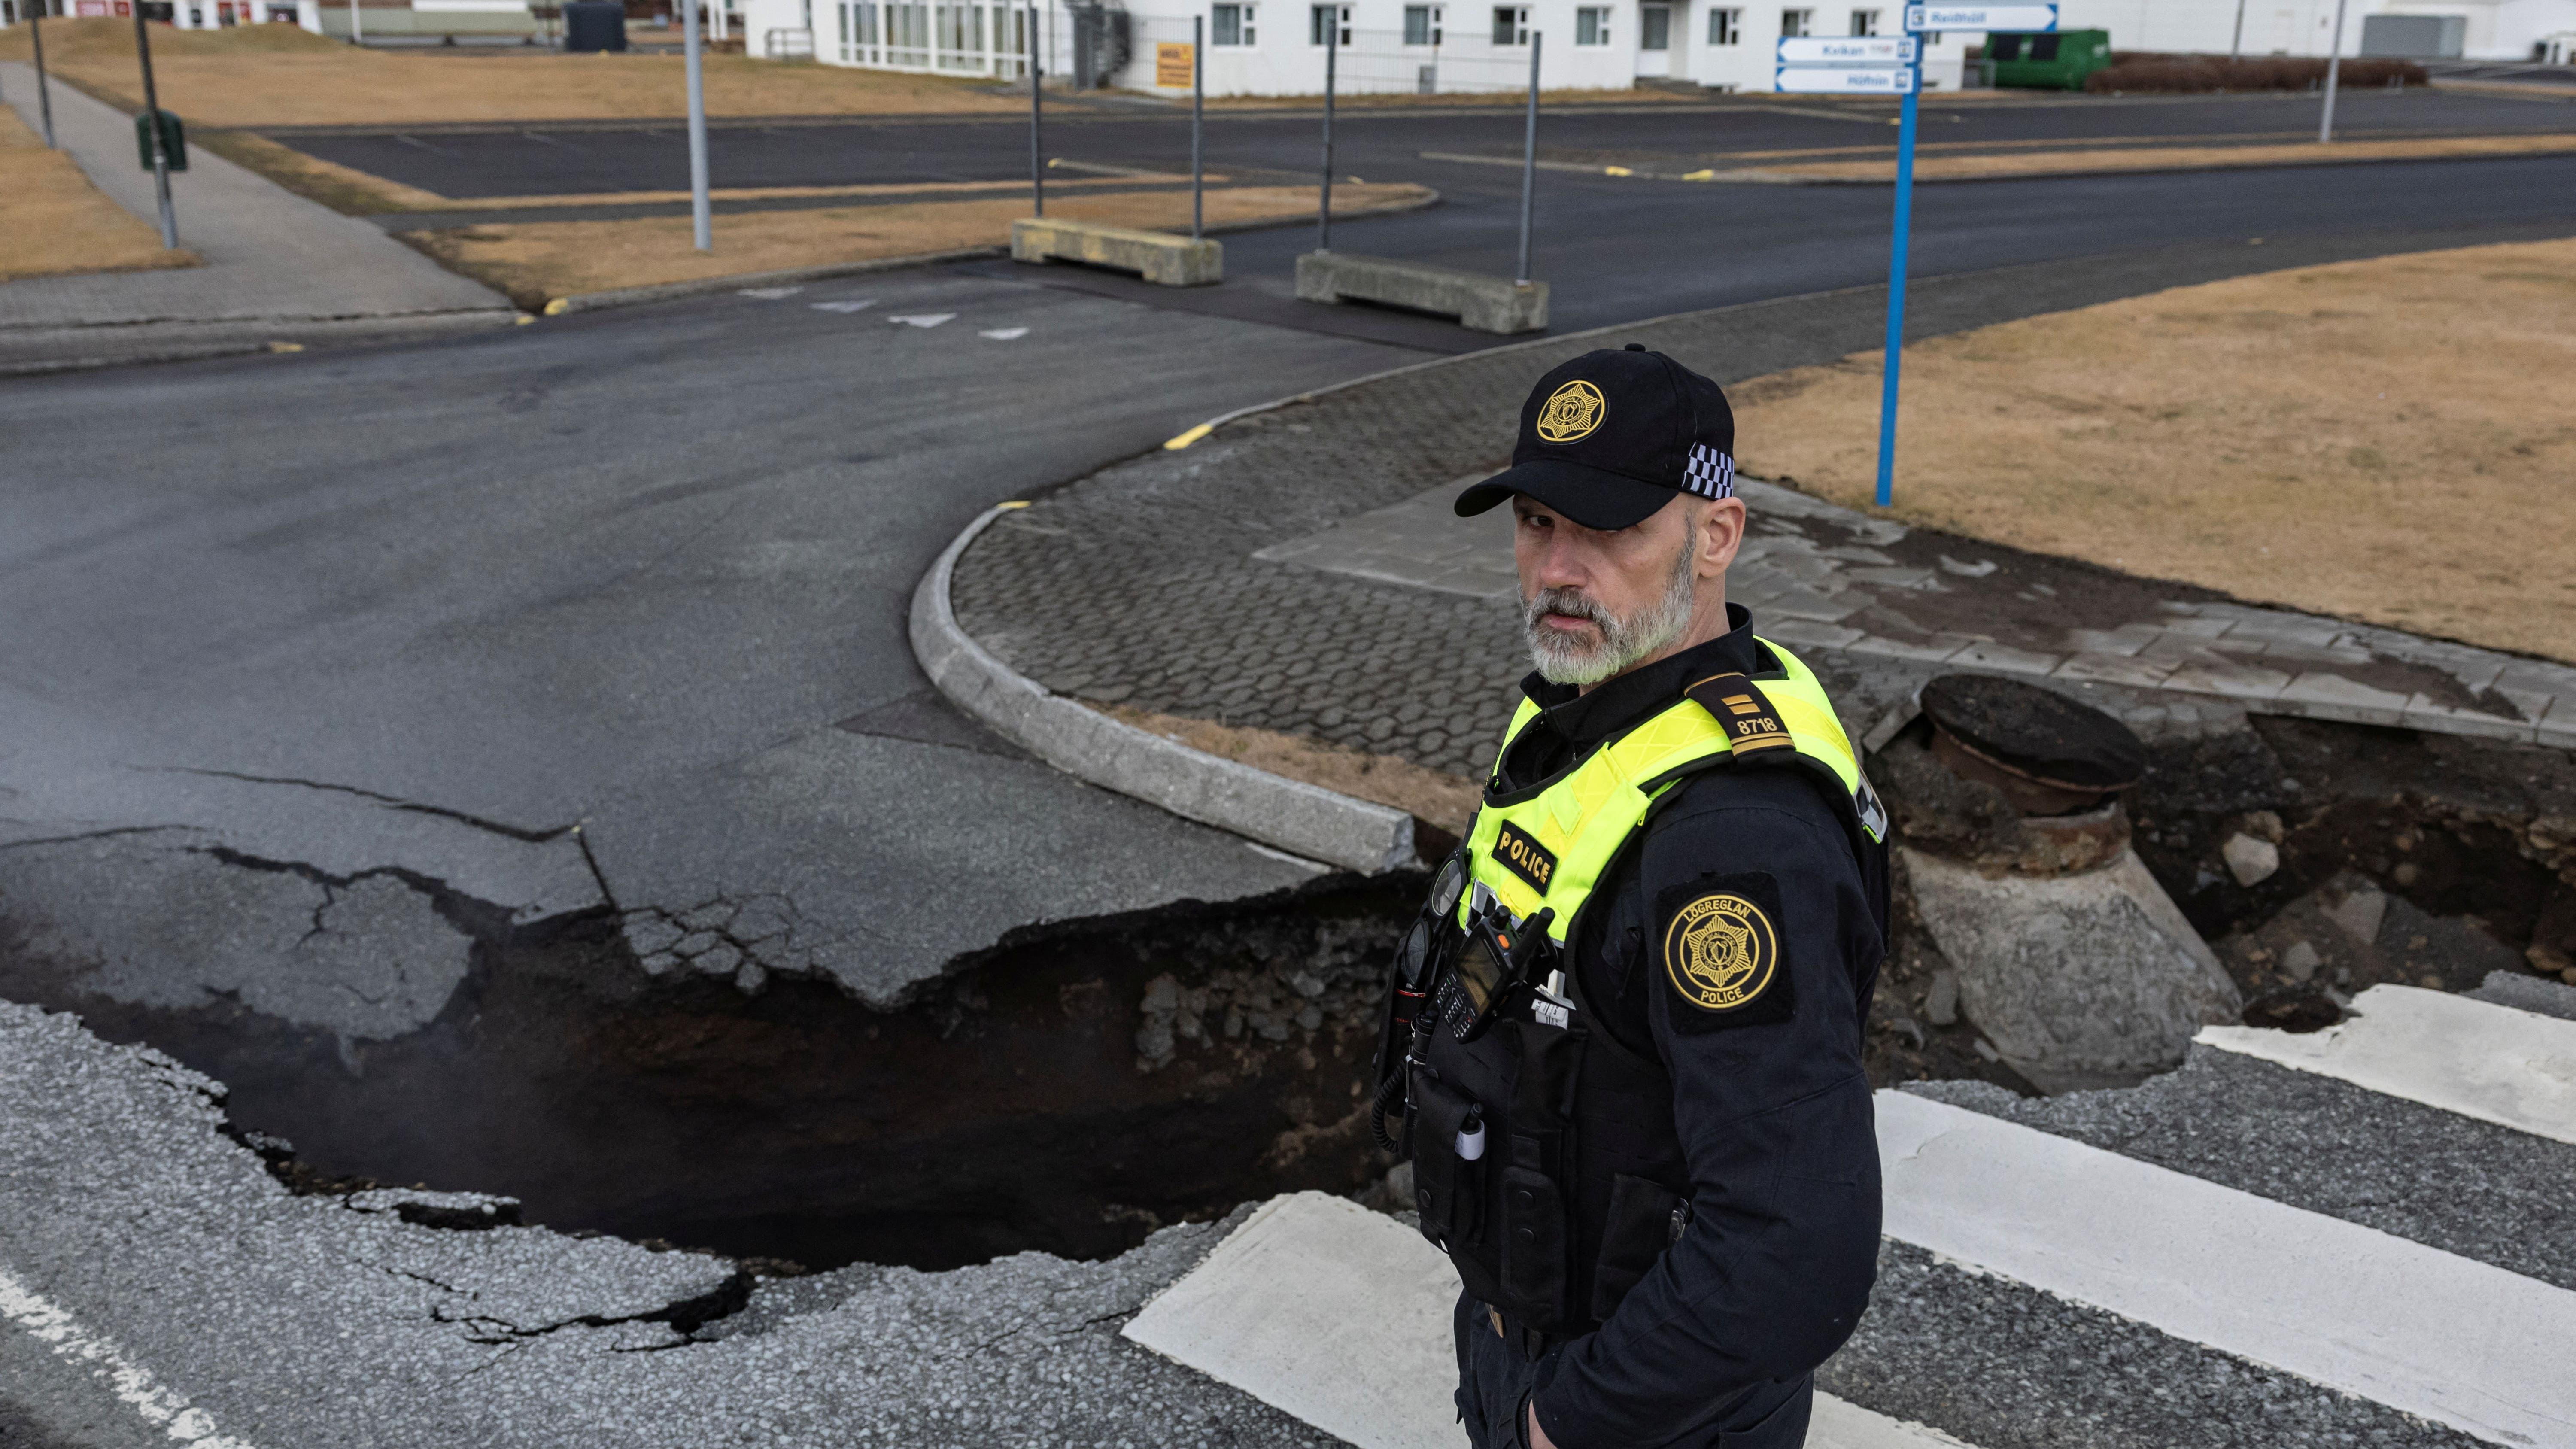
[1534,379,1607,444]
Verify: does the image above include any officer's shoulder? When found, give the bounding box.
[1637,764,1856,878]
[1650,761,1848,833]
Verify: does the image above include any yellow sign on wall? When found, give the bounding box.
[1156,41,1196,88]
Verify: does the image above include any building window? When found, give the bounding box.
[1309,2,1349,44]
[1708,6,1739,42]
[1403,2,1442,43]
[1640,3,1668,46]
[1214,0,1255,43]
[1780,6,1810,35]
[1574,5,1609,43]
[1849,7,1877,34]
[1491,4,1527,43]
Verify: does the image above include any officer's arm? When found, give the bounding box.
[1531,797,1883,1449]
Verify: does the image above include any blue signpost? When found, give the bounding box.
[1865,2,2057,506]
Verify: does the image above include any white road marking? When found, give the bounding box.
[1122,1192,1984,1449]
[811,299,878,313]
[0,1263,259,1448]
[1877,1091,2576,1448]
[2198,984,2576,1146]
[888,313,955,328]
[738,286,804,300]
[978,327,1030,340]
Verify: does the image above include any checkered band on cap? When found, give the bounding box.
[1683,443,1736,500]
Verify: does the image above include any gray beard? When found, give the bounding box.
[1521,524,1700,687]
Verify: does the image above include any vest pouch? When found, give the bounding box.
[1406,1065,1487,1251]
[1589,1172,1690,1321]
[1498,1155,1569,1328]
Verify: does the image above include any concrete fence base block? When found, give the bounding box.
[1295,251,1548,334]
[1011,217,1223,287]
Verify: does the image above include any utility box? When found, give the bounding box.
[2361,14,2465,58]
[562,0,627,51]
[1984,28,2112,90]
[134,109,187,172]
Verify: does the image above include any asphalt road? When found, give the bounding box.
[278,86,2576,197]
[0,272,1399,1024]
[5,133,2575,1034]
[7,95,2576,1449]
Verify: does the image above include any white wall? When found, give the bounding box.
[766,0,2576,88]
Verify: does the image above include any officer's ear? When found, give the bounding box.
[1695,496,1747,579]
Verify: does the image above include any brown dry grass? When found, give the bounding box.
[1100,705,1481,835]
[404,182,1429,307]
[1748,131,2576,182]
[1729,238,2576,661]
[0,18,1018,125]
[0,106,195,282]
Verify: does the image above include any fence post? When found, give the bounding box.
[684,0,711,248]
[1516,31,1540,285]
[1030,3,1045,216]
[1191,14,1204,240]
[1318,11,1336,252]
[2316,0,2349,143]
[349,0,364,43]
[131,6,179,249]
[31,13,56,149]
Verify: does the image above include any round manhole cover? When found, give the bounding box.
[1920,674,2146,806]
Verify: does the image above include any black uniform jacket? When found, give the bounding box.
[1483,607,1886,1449]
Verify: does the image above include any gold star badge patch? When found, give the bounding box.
[1663,891,1778,1012]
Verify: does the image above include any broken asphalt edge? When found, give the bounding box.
[539,188,1442,317]
[910,504,1419,877]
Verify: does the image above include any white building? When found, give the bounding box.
[607,0,2576,82]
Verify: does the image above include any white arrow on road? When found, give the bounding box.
[889,313,956,328]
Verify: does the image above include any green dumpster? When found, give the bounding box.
[1984,29,2112,90]
[134,109,188,172]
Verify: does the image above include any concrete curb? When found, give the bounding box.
[544,248,1006,315]
[910,503,1419,877]
[541,189,1440,316]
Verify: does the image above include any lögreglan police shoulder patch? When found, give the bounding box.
[1654,872,1795,1033]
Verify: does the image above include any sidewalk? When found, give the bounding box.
[937,240,2576,851]
[0,60,514,371]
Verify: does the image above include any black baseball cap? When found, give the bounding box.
[1455,343,1737,532]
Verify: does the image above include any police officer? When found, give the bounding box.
[1373,344,1890,1449]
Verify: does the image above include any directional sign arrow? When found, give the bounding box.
[1774,64,1918,93]
[1905,2,2057,30]
[1777,34,1918,63]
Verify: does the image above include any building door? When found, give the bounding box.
[1636,0,1672,73]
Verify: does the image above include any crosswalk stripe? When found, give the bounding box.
[1877,1091,2576,1447]
[2197,983,2576,1147]
[1123,1192,1984,1449]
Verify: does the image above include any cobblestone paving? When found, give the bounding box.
[953,270,2576,785]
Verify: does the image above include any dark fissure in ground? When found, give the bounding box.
[0,876,1419,1273]
[3,708,2569,1273]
